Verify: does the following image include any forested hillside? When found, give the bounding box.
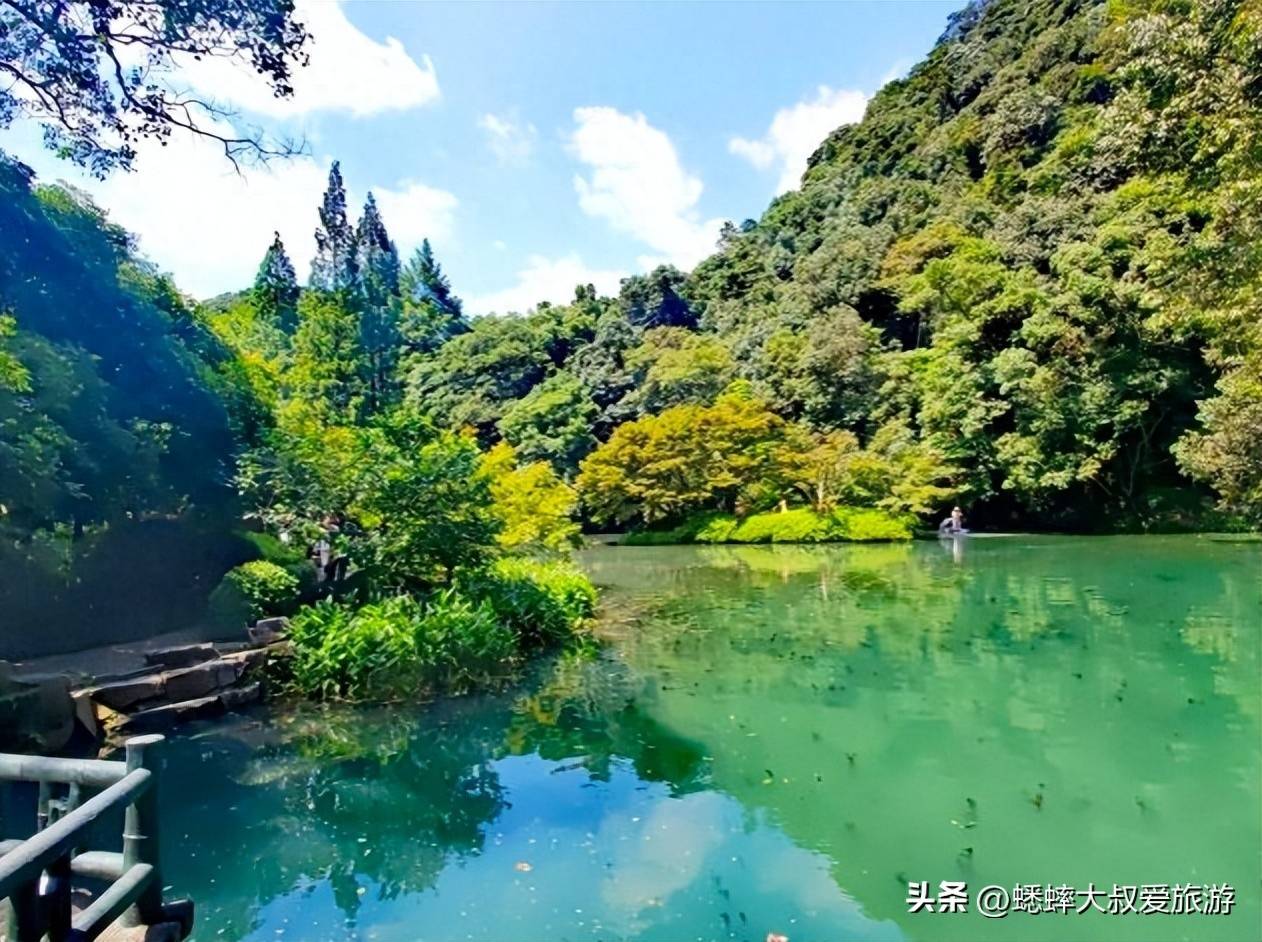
[0,157,256,653]
[3,0,1259,657]
[403,0,1262,532]
[0,155,588,665]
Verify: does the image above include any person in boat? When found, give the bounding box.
[938,506,967,536]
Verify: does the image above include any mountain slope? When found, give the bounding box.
[676,0,1262,527]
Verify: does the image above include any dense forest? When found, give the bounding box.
[2,0,1260,661]
[395,0,1262,535]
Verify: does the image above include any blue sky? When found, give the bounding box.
[1,0,957,313]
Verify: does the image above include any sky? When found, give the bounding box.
[0,0,958,314]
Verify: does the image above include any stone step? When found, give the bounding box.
[161,659,242,702]
[143,643,220,670]
[120,683,262,733]
[87,648,274,714]
[89,674,166,712]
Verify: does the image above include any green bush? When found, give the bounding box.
[731,507,835,543]
[621,512,737,545]
[830,507,916,541]
[286,591,516,701]
[622,505,914,545]
[206,559,302,630]
[459,557,596,647]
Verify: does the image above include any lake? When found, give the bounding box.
[155,536,1261,942]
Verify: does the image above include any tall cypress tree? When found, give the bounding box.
[354,192,402,411]
[290,290,366,424]
[400,239,467,353]
[401,239,461,316]
[355,193,400,311]
[309,161,358,292]
[252,231,300,333]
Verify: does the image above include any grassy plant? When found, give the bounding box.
[459,557,597,647]
[286,591,516,701]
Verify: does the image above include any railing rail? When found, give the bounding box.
[0,735,192,942]
[0,768,150,899]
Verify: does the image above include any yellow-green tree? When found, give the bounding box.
[577,383,790,525]
[479,442,580,553]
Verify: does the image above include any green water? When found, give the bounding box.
[157,536,1261,942]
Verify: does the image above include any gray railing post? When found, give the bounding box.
[45,851,71,942]
[120,735,164,928]
[5,880,40,941]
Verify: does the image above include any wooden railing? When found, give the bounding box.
[0,735,193,941]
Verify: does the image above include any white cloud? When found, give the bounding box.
[569,106,723,271]
[42,120,456,298]
[465,254,624,316]
[478,112,538,163]
[374,182,459,255]
[729,85,868,193]
[182,0,440,119]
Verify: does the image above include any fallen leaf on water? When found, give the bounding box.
[514,861,532,872]
[766,934,789,942]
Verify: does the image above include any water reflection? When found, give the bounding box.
[159,536,1260,942]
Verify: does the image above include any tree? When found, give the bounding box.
[568,306,640,438]
[0,0,309,176]
[289,291,366,423]
[781,423,956,515]
[252,232,300,334]
[619,265,696,329]
[496,372,597,476]
[1175,353,1262,524]
[354,193,402,410]
[310,161,358,293]
[625,327,734,414]
[400,240,467,353]
[356,412,499,588]
[0,314,28,393]
[406,303,596,437]
[356,193,401,308]
[576,384,791,525]
[237,406,499,590]
[402,239,461,317]
[479,442,580,553]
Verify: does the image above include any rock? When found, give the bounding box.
[71,688,101,739]
[220,647,270,676]
[122,695,224,733]
[0,667,75,752]
[88,675,164,712]
[143,643,218,670]
[219,682,262,710]
[161,661,240,702]
[247,618,289,646]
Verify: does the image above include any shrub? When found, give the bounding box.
[621,505,914,545]
[459,557,596,647]
[206,559,301,630]
[831,507,916,541]
[730,507,835,543]
[286,591,516,701]
[621,512,737,545]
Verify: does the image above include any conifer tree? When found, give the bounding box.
[309,161,358,292]
[252,231,300,333]
[400,239,468,352]
[354,192,403,411]
[289,291,367,423]
[356,193,400,307]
